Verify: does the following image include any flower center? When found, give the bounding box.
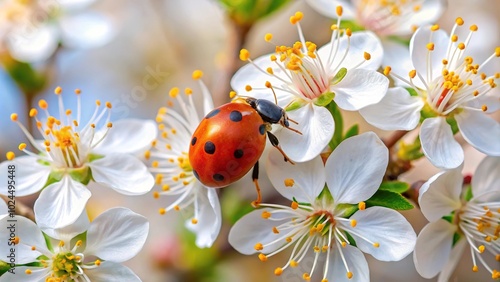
[49,251,82,281]
[357,0,422,35]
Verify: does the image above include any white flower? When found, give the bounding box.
[305,0,446,37]
[229,132,416,281]
[148,70,221,248]
[360,20,500,169]
[0,0,114,63]
[0,200,7,220]
[231,10,388,162]
[0,87,156,229]
[0,207,148,282]
[414,156,500,281]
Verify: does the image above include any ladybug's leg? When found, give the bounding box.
[251,161,262,207]
[267,131,295,165]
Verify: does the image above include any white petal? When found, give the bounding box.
[391,0,447,36]
[185,187,222,248]
[467,93,500,113]
[266,149,325,202]
[413,220,456,279]
[420,117,464,169]
[0,216,48,264]
[85,207,149,262]
[59,12,115,49]
[34,176,91,229]
[318,31,384,72]
[304,0,355,19]
[57,0,97,11]
[342,207,416,261]
[455,109,500,156]
[228,209,290,255]
[92,119,157,155]
[418,168,463,222]
[359,87,423,130]
[437,238,467,282]
[41,209,90,241]
[326,244,369,282]
[0,266,48,282]
[84,261,141,282]
[6,24,59,63]
[274,104,334,162]
[0,156,51,197]
[410,26,449,84]
[333,69,389,110]
[89,154,154,195]
[381,40,413,87]
[0,200,6,219]
[472,156,500,196]
[325,132,388,204]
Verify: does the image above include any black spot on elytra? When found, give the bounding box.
[191,137,197,146]
[213,173,225,182]
[204,141,216,154]
[234,149,244,159]
[193,170,200,180]
[259,124,266,135]
[229,110,243,122]
[205,109,220,119]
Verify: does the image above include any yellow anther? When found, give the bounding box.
[291,260,298,267]
[358,202,366,210]
[346,28,352,37]
[451,34,458,42]
[496,255,500,261]
[59,241,65,247]
[291,201,299,209]
[265,33,273,42]
[245,85,252,92]
[95,259,101,266]
[472,265,479,272]
[284,178,295,187]
[270,54,277,61]
[65,109,72,116]
[169,87,179,98]
[495,47,500,57]
[25,269,32,275]
[191,218,198,224]
[74,89,81,95]
[336,6,343,16]
[409,70,417,79]
[274,267,283,276]
[173,205,180,211]
[373,242,380,248]
[303,273,311,280]
[265,81,272,88]
[470,25,478,31]
[442,59,448,65]
[158,208,166,215]
[313,246,320,252]
[478,245,485,253]
[431,25,439,31]
[240,49,250,61]
[413,5,421,11]
[107,122,112,128]
[482,105,488,112]
[294,11,303,21]
[6,152,15,160]
[38,99,49,109]
[266,67,274,75]
[286,237,293,243]
[10,113,18,121]
[18,143,26,150]
[383,66,391,76]
[184,88,193,95]
[254,243,264,251]
[316,224,325,232]
[331,24,338,31]
[363,52,371,60]
[31,245,36,250]
[347,271,353,279]
[54,86,62,95]
[473,90,479,96]
[258,253,268,262]
[426,43,434,51]
[350,219,357,227]
[10,236,19,245]
[153,191,160,199]
[342,242,347,247]
[229,91,237,99]
[322,279,328,282]
[456,17,464,26]
[28,108,38,117]
[272,226,279,234]
[458,42,465,50]
[261,211,272,219]
[105,101,112,109]
[192,70,203,79]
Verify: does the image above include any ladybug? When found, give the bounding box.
[189,97,300,206]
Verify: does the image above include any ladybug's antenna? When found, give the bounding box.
[265,81,278,105]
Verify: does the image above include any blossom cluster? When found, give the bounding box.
[0,0,498,281]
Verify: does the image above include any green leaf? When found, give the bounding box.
[405,87,419,97]
[314,91,335,107]
[343,124,359,140]
[218,0,291,25]
[0,260,11,276]
[331,67,347,85]
[339,20,365,33]
[344,231,357,247]
[285,98,307,111]
[452,232,461,246]
[463,185,473,202]
[446,115,459,135]
[397,136,424,161]
[221,188,254,225]
[379,181,410,193]
[2,58,45,94]
[327,101,343,151]
[365,190,414,210]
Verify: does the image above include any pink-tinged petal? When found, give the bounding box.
[318,31,384,72]
[274,104,334,162]
[326,244,369,282]
[228,209,290,255]
[359,87,423,130]
[381,39,414,87]
[418,168,463,222]
[6,24,59,63]
[89,154,154,195]
[92,119,157,155]
[34,176,91,229]
[333,69,389,111]
[341,207,416,261]
[0,216,49,264]
[391,0,447,36]
[85,208,149,262]
[325,132,388,204]
[0,266,48,282]
[42,209,90,241]
[59,12,115,49]
[410,26,449,84]
[437,238,467,282]
[472,156,500,196]
[413,220,456,279]
[0,156,51,197]
[420,117,464,169]
[455,109,500,156]
[267,149,325,202]
[84,261,141,282]
[305,0,355,19]
[185,188,222,248]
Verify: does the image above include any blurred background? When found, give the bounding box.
[0,0,499,281]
